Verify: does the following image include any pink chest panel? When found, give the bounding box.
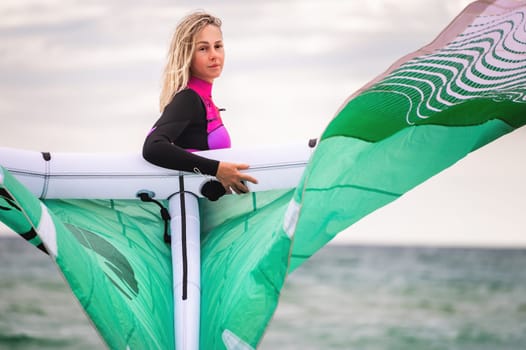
[188,77,231,150]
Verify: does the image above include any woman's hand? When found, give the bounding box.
[216,162,258,194]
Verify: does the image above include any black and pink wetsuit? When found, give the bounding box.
[142,76,231,176]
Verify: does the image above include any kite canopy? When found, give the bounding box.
[288,0,526,271]
[0,0,525,349]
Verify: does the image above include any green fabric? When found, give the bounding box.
[0,168,45,249]
[0,172,174,349]
[324,96,524,142]
[46,199,173,350]
[0,174,294,349]
[289,120,515,271]
[199,190,293,349]
[289,3,526,271]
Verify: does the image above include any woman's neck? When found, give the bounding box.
[188,76,213,97]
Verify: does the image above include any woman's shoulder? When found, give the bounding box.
[176,87,199,97]
[165,88,203,112]
[164,88,204,116]
[172,87,201,103]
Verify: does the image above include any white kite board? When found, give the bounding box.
[0,142,315,350]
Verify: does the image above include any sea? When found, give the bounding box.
[1,235,526,350]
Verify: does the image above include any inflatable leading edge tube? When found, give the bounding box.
[169,178,200,350]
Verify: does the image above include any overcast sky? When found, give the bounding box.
[0,0,524,246]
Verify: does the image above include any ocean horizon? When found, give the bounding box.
[1,235,525,349]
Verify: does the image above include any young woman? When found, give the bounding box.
[143,11,257,195]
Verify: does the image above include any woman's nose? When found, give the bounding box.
[209,49,218,59]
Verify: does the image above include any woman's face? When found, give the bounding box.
[191,24,224,83]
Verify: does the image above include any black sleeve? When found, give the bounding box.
[142,89,220,176]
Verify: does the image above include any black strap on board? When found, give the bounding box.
[137,190,171,243]
[40,151,51,198]
[178,176,189,300]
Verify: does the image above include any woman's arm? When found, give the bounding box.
[143,89,258,192]
[142,89,220,176]
[143,124,220,176]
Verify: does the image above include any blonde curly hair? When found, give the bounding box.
[159,11,222,112]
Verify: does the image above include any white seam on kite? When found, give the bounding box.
[37,203,58,256]
[283,199,301,238]
[222,329,255,350]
